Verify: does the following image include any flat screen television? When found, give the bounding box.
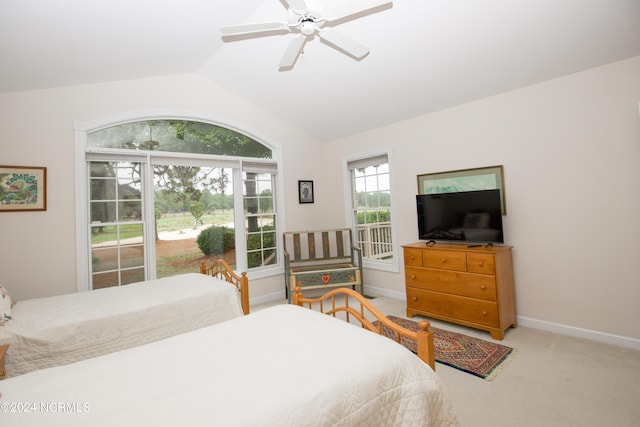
[416,189,504,244]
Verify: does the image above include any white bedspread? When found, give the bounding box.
[0,273,243,377]
[0,305,458,427]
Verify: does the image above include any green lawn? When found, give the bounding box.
[91,225,141,244]
[156,210,234,233]
[91,210,234,244]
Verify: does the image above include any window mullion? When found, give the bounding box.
[142,155,156,280]
[233,168,247,272]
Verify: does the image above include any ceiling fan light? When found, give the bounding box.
[300,20,315,36]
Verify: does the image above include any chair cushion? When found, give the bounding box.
[291,264,360,287]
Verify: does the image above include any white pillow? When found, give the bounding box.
[0,284,12,325]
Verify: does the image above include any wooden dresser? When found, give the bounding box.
[403,242,516,340]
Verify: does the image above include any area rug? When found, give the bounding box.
[374,315,515,380]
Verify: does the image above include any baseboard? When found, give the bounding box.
[363,284,406,300]
[517,316,640,351]
[252,287,640,351]
[252,285,406,306]
[363,286,640,351]
[249,290,285,306]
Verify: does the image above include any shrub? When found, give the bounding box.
[246,225,275,268]
[197,226,235,256]
[356,210,391,224]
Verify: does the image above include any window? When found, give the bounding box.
[89,161,145,288]
[243,170,277,268]
[347,153,396,269]
[77,117,280,291]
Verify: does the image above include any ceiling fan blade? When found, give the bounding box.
[279,34,307,69]
[323,0,392,22]
[283,0,309,12]
[221,22,289,37]
[319,29,369,59]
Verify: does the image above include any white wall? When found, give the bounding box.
[1,56,639,345]
[324,56,640,343]
[0,73,325,301]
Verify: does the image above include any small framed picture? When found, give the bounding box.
[298,180,314,204]
[0,165,47,212]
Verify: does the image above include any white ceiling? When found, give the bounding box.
[2,0,639,141]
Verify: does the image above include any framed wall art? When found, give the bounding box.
[417,165,506,214]
[0,165,47,212]
[298,180,314,204]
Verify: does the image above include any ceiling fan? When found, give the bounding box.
[220,0,393,70]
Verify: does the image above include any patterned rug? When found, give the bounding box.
[375,315,515,380]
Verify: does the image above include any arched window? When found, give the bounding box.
[76,116,280,291]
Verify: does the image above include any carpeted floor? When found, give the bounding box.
[253,294,640,426]
[375,315,515,380]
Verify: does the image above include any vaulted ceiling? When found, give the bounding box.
[2,0,639,141]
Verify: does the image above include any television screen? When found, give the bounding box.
[416,189,504,244]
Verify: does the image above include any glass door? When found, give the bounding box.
[153,164,236,277]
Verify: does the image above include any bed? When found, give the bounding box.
[0,300,459,426]
[0,259,248,378]
[293,285,436,370]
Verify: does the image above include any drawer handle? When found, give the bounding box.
[412,296,417,301]
[411,275,416,280]
[480,285,486,290]
[441,258,446,263]
[478,262,484,267]
[481,311,487,316]
[410,255,415,260]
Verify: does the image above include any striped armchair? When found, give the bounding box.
[283,229,363,302]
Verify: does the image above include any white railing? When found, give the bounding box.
[356,222,393,259]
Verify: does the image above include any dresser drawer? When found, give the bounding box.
[403,248,424,267]
[407,288,500,327]
[405,267,497,301]
[423,250,467,272]
[467,253,496,275]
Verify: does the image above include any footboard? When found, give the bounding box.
[200,259,250,315]
[292,287,435,370]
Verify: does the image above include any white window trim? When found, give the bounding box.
[342,148,399,273]
[74,109,285,292]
